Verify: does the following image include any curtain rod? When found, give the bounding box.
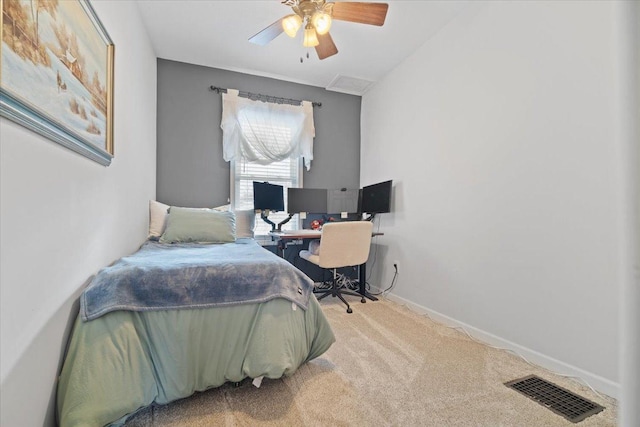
[209,86,322,108]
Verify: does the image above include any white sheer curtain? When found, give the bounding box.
[220,89,315,170]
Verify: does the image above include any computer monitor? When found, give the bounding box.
[287,188,327,214]
[252,181,284,212]
[360,180,392,214]
[327,188,360,214]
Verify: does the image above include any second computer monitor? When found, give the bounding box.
[287,188,327,214]
[327,189,359,214]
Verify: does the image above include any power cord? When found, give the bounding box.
[313,268,349,289]
[336,272,358,290]
[315,271,359,291]
[370,262,398,296]
[365,216,382,283]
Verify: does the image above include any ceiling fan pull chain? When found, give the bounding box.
[300,49,312,64]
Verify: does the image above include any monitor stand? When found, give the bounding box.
[260,211,294,231]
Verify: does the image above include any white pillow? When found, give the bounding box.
[211,204,256,238]
[212,204,231,212]
[234,209,256,238]
[213,205,255,238]
[149,200,170,239]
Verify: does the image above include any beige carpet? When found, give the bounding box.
[126,298,617,426]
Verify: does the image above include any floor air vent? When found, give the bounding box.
[505,375,604,423]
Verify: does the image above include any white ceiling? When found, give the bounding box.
[136,1,469,95]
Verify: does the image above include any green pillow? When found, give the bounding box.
[160,207,236,244]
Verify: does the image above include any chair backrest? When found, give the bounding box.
[317,221,374,269]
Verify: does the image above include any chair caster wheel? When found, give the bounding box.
[361,298,366,303]
[347,307,353,314]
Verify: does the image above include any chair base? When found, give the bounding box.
[315,286,364,313]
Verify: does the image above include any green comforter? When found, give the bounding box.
[57,296,335,426]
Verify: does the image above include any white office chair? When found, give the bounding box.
[299,221,373,313]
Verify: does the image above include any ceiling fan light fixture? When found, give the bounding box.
[282,14,303,38]
[249,1,389,60]
[311,11,332,35]
[303,24,319,47]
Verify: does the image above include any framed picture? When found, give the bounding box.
[1,0,114,166]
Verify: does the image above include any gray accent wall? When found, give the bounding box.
[157,59,361,207]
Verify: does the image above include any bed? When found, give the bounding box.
[56,206,335,427]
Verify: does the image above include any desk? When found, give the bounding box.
[269,230,383,302]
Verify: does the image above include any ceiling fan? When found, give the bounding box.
[249,0,389,60]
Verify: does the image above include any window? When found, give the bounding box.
[231,157,302,236]
[220,88,315,236]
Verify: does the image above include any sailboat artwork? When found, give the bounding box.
[1,0,114,165]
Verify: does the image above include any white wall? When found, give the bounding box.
[361,1,625,397]
[617,2,640,425]
[0,1,157,425]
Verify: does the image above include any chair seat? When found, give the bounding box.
[298,221,373,313]
[299,250,320,265]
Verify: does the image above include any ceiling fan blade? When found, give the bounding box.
[315,32,338,60]
[330,2,388,26]
[249,17,285,46]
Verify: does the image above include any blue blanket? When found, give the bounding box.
[80,239,314,321]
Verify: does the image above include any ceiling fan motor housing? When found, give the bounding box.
[292,1,331,20]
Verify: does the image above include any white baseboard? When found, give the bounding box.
[382,292,620,400]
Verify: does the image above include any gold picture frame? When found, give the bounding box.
[1,0,114,165]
